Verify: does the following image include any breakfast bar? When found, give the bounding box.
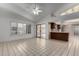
[49,32,69,41]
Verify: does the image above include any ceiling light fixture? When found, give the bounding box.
[32,3,42,15]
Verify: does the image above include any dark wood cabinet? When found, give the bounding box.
[50,23,56,29]
[49,22,69,41]
[49,32,69,41]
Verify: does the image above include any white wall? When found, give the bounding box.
[36,16,62,39]
[0,7,35,42]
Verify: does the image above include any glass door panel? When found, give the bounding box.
[41,24,46,38]
[36,25,41,38]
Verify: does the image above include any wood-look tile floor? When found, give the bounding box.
[0,36,79,56]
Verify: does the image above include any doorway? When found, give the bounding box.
[36,24,46,38]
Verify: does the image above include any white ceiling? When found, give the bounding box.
[0,3,75,22]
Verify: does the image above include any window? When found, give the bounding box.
[17,23,26,34]
[73,25,79,35]
[10,22,31,35]
[26,24,31,34]
[11,22,17,35]
[60,5,79,16]
[22,24,26,34]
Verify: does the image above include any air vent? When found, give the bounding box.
[51,13,56,17]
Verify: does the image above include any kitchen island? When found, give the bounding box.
[49,32,69,41]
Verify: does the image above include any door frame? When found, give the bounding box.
[36,24,41,38]
[36,24,46,39]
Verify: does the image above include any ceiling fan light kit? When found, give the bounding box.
[32,4,43,15]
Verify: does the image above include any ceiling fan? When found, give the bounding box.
[32,3,43,15]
